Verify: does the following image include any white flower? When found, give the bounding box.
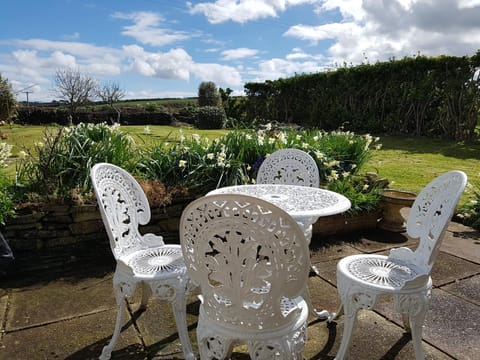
[34,141,44,148]
[143,126,151,135]
[268,137,275,145]
[192,133,201,142]
[265,123,272,131]
[315,151,325,160]
[296,134,302,140]
[207,153,214,160]
[302,142,309,149]
[18,150,27,159]
[178,160,187,168]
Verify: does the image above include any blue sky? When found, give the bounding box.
[1,0,480,102]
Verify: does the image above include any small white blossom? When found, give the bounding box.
[178,160,187,168]
[143,126,151,135]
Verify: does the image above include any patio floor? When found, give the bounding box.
[1,222,479,359]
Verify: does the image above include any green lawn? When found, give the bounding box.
[2,125,479,204]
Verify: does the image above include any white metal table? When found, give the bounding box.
[207,184,351,243]
[207,184,351,319]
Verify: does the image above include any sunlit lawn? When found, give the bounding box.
[2,125,479,205]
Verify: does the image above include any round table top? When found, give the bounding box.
[207,184,351,218]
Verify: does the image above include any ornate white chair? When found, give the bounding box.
[332,170,467,360]
[256,148,320,188]
[90,163,195,360]
[180,194,310,359]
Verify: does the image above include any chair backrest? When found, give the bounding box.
[179,194,309,331]
[256,148,320,187]
[406,170,467,273]
[90,163,163,259]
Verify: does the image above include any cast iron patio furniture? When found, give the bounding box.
[332,170,467,360]
[180,194,310,359]
[90,163,195,360]
[256,148,320,188]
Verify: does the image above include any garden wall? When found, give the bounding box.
[2,198,381,273]
[1,198,195,274]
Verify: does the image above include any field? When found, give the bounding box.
[1,125,479,204]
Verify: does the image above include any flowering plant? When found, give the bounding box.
[457,181,480,229]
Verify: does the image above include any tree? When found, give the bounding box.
[54,68,97,122]
[96,81,125,124]
[0,74,17,123]
[198,81,222,107]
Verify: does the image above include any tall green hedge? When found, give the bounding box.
[244,51,480,141]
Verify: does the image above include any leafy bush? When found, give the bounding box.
[198,81,221,107]
[326,174,386,215]
[457,182,480,229]
[16,123,139,199]
[195,106,226,129]
[0,142,15,224]
[138,126,382,212]
[12,123,383,215]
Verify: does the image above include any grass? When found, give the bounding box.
[2,125,479,205]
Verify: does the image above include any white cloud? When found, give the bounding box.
[113,11,190,47]
[221,48,260,60]
[188,0,315,24]
[191,63,243,86]
[284,0,480,66]
[123,45,193,80]
[123,45,243,87]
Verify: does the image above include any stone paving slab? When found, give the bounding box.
[441,228,480,264]
[347,229,418,254]
[5,273,114,331]
[330,311,454,360]
[442,274,480,305]
[0,309,144,360]
[373,288,480,360]
[430,252,480,287]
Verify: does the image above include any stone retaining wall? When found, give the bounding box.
[3,199,381,254]
[2,198,196,263]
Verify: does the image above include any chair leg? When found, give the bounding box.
[100,287,128,360]
[334,301,359,360]
[197,323,232,360]
[409,300,428,360]
[139,282,151,310]
[171,291,195,360]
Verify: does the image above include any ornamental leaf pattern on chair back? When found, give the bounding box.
[180,194,309,331]
[91,163,162,259]
[256,148,320,187]
[406,170,467,272]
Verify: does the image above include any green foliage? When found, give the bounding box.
[0,173,15,225]
[0,74,17,123]
[16,123,139,199]
[195,106,226,129]
[244,51,480,141]
[138,126,381,214]
[0,142,15,224]
[458,183,480,230]
[326,175,385,215]
[198,81,222,107]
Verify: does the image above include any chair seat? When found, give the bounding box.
[200,297,309,338]
[339,254,423,290]
[125,245,186,277]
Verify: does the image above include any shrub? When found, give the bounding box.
[198,81,221,107]
[138,126,383,215]
[457,182,480,229]
[195,106,226,129]
[15,123,139,199]
[0,142,15,224]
